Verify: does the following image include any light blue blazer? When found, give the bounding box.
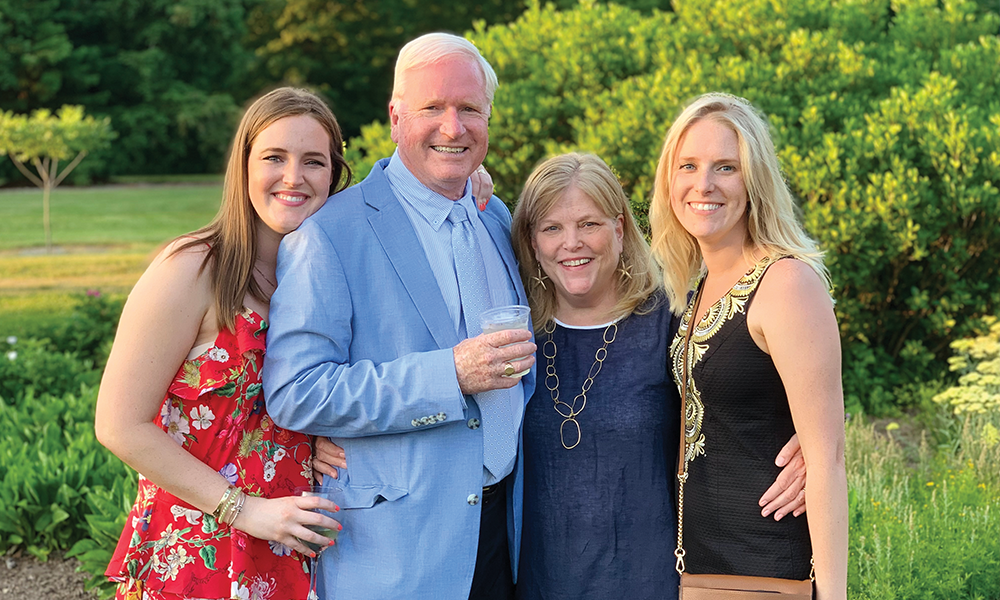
[263,159,534,599]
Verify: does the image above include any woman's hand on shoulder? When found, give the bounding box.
[470,164,494,211]
[234,494,342,557]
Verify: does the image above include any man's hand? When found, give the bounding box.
[454,329,535,395]
[758,433,807,520]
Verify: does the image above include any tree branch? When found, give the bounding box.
[8,156,44,188]
[54,151,88,186]
[33,157,51,186]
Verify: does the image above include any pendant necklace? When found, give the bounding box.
[543,318,618,450]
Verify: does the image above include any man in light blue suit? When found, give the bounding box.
[264,33,535,599]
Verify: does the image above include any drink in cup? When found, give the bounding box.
[479,305,531,378]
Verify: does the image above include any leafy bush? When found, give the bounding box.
[845,412,1000,599]
[0,386,133,563]
[0,291,123,404]
[41,290,123,367]
[934,315,1000,415]
[0,337,99,404]
[348,0,1000,413]
[66,474,137,599]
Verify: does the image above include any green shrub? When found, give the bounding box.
[0,337,99,404]
[0,386,133,562]
[347,0,1000,413]
[67,475,137,599]
[40,291,124,367]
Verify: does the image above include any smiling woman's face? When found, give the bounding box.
[532,184,624,316]
[248,114,333,237]
[670,118,749,250]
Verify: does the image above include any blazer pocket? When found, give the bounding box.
[337,484,408,509]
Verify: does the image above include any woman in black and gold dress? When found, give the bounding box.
[650,93,847,600]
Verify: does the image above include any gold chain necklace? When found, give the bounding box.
[542,319,618,450]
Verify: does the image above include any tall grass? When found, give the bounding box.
[846,412,1000,598]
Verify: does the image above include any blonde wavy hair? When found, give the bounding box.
[512,153,661,332]
[649,93,829,314]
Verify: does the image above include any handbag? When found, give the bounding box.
[675,282,814,600]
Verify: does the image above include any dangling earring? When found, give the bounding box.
[617,254,633,281]
[532,263,549,290]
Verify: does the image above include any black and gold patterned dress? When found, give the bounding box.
[669,256,812,579]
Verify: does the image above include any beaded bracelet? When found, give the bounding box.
[212,485,239,522]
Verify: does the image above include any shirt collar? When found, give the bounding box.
[385,149,473,231]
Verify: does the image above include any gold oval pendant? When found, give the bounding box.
[560,418,581,450]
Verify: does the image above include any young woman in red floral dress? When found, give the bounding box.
[95,88,352,600]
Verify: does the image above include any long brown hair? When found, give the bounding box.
[512,153,661,332]
[173,87,352,331]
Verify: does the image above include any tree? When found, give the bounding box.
[0,105,115,250]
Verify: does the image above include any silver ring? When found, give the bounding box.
[503,362,515,377]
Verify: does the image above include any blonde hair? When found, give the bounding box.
[173,87,352,331]
[649,93,829,313]
[512,153,661,332]
[392,32,498,105]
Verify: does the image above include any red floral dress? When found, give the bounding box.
[106,308,313,600]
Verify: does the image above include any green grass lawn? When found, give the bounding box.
[0,183,222,335]
[0,183,222,250]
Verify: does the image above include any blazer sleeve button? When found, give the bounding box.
[467,418,480,430]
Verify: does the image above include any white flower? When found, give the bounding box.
[300,455,314,482]
[153,524,182,551]
[170,504,202,525]
[6,336,16,345]
[190,405,215,430]
[263,460,276,482]
[249,575,278,600]
[156,546,195,581]
[268,540,293,557]
[207,347,229,362]
[5,351,15,361]
[232,581,250,600]
[161,403,190,445]
[272,448,286,462]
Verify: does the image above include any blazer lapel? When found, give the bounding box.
[363,162,459,350]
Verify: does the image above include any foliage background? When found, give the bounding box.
[347,0,1000,414]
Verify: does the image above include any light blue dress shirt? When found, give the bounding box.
[385,151,525,484]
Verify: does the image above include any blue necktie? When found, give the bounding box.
[448,202,516,480]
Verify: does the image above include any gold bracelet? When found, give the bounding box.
[225,491,247,527]
[212,485,239,521]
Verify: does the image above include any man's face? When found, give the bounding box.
[389,57,491,200]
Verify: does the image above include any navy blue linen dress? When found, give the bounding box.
[517,293,680,600]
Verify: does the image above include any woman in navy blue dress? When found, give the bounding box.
[509,153,811,600]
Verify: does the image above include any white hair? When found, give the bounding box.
[392,32,498,104]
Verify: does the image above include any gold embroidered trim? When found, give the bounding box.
[669,255,777,463]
